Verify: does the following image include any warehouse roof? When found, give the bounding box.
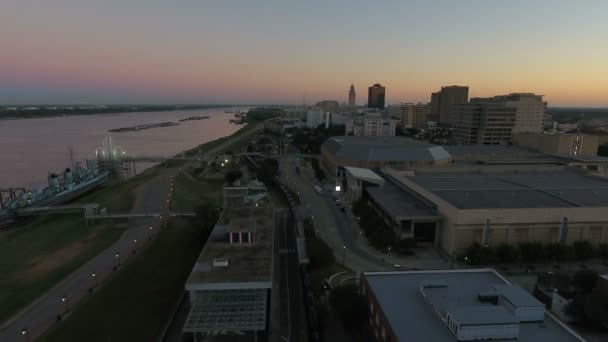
[363,269,583,342]
[344,166,385,186]
[323,136,451,162]
[367,181,439,220]
[407,169,608,209]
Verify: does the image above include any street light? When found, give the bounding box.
[21,328,28,342]
[342,246,347,266]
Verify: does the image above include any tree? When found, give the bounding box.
[329,285,368,330]
[194,203,220,234]
[224,169,243,184]
[598,144,608,157]
[573,269,599,293]
[572,241,594,263]
[495,243,517,263]
[518,242,544,264]
[256,158,279,185]
[545,243,572,262]
[308,238,335,270]
[598,244,608,260]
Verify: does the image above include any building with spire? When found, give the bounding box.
[348,84,356,106]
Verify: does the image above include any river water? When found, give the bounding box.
[0,108,246,189]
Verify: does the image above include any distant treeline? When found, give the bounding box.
[549,107,608,124]
[246,107,283,123]
[0,105,239,119]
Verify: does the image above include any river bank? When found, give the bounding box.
[0,121,258,332]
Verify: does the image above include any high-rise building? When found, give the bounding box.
[430,86,469,125]
[478,93,546,134]
[400,103,429,129]
[345,113,397,136]
[368,83,386,109]
[451,101,515,145]
[306,107,325,128]
[348,84,356,106]
[429,92,441,123]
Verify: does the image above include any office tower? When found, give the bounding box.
[481,93,546,134]
[368,83,386,109]
[430,86,469,125]
[451,101,515,145]
[401,103,430,129]
[349,84,356,106]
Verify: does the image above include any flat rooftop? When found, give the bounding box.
[323,136,451,162]
[185,207,274,290]
[364,269,583,342]
[367,181,439,220]
[407,169,608,209]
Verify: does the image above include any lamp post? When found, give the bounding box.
[92,272,97,287]
[342,246,347,266]
[61,295,68,313]
[21,329,28,342]
[115,251,120,268]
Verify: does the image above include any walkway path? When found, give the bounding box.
[0,167,177,341]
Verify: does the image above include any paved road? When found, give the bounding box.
[280,157,391,272]
[0,167,177,342]
[280,156,450,272]
[271,208,306,342]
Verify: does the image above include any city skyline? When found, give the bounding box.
[1,0,607,107]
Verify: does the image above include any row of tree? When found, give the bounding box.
[246,108,283,123]
[462,241,605,265]
[310,158,326,182]
[290,125,344,154]
[352,198,395,249]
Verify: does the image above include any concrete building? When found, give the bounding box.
[474,93,546,134]
[321,136,452,177]
[361,269,584,342]
[345,113,397,136]
[401,103,430,129]
[330,112,349,126]
[430,86,469,125]
[343,166,385,203]
[512,132,599,157]
[183,207,274,340]
[368,83,386,109]
[315,100,340,114]
[306,107,325,128]
[451,101,515,145]
[283,107,308,120]
[349,84,356,106]
[384,166,608,255]
[430,91,441,123]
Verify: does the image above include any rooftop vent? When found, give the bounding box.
[213,258,229,267]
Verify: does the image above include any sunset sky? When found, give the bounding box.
[1,0,607,107]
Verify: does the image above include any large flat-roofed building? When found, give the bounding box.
[361,269,584,342]
[512,132,599,157]
[183,207,274,340]
[321,136,452,177]
[384,166,608,255]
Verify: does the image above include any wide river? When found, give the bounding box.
[0,107,247,189]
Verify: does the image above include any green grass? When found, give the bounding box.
[75,170,157,212]
[39,218,204,342]
[171,173,224,211]
[0,215,124,323]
